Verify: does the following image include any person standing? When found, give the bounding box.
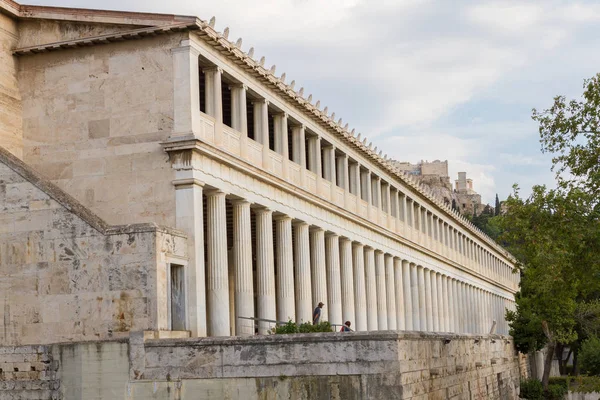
[313,302,324,324]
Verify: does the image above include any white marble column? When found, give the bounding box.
[325,233,342,326]
[310,228,328,321]
[457,281,465,333]
[385,254,397,330]
[430,270,439,332]
[308,135,322,177]
[402,260,413,330]
[174,179,206,336]
[255,208,276,334]
[436,273,445,332]
[411,263,420,330]
[424,268,433,332]
[204,66,223,123]
[352,243,367,331]
[291,125,306,168]
[340,237,355,327]
[375,251,388,330]
[172,43,201,137]
[206,190,230,336]
[293,222,312,323]
[323,145,335,183]
[232,200,254,336]
[442,275,450,332]
[364,247,378,331]
[394,258,404,330]
[273,113,288,159]
[230,83,248,135]
[252,99,269,146]
[417,265,426,332]
[275,215,295,323]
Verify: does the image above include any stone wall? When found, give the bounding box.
[0,12,22,159]
[0,345,60,399]
[0,146,187,346]
[18,30,184,226]
[0,332,524,399]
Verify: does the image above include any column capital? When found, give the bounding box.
[203,65,223,74]
[273,214,292,222]
[204,188,227,197]
[251,98,269,106]
[309,226,325,233]
[253,206,273,215]
[230,198,251,206]
[352,241,364,248]
[229,82,248,91]
[324,231,339,238]
[172,178,204,189]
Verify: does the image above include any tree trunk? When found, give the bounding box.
[542,341,556,390]
[555,343,565,375]
[573,349,579,376]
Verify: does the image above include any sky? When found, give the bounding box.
[28,0,600,203]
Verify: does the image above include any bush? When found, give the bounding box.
[580,336,600,376]
[520,378,543,400]
[572,375,600,393]
[272,320,333,334]
[544,384,568,400]
[548,377,570,390]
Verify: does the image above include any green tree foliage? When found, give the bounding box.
[495,193,501,216]
[533,73,600,197]
[500,185,600,388]
[580,336,600,376]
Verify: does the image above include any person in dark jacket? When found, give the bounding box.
[313,302,324,324]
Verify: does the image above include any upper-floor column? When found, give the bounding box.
[325,233,342,326]
[204,66,223,123]
[400,194,408,226]
[340,237,355,328]
[172,42,201,137]
[307,135,322,177]
[374,176,382,210]
[275,215,295,323]
[230,83,248,136]
[385,254,397,330]
[273,112,289,159]
[349,162,360,197]
[252,99,269,147]
[383,183,391,215]
[338,154,349,191]
[352,243,367,332]
[232,200,254,336]
[205,189,230,336]
[323,145,336,185]
[291,125,306,168]
[293,222,312,323]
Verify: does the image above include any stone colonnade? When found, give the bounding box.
[177,182,515,337]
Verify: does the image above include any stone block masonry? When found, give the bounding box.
[0,345,60,400]
[1,331,526,399]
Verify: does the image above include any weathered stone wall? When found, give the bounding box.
[0,12,22,159]
[18,31,184,226]
[0,332,524,399]
[130,331,522,400]
[0,149,187,346]
[0,344,60,399]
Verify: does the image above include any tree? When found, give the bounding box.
[500,185,600,389]
[533,73,600,199]
[495,194,501,216]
